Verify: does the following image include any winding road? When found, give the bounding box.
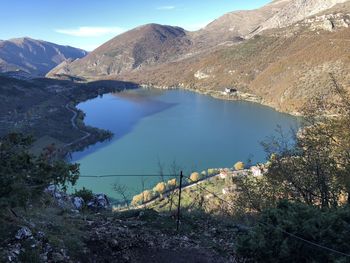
[64,103,91,147]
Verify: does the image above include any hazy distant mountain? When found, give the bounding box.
[0,37,87,76]
[48,24,191,79]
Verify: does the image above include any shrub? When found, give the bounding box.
[0,133,79,210]
[131,194,143,206]
[234,161,245,171]
[74,187,93,203]
[207,168,218,176]
[131,190,155,206]
[167,179,177,189]
[189,172,200,183]
[236,201,350,263]
[142,190,154,202]
[154,182,166,195]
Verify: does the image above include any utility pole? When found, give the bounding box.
[176,171,183,232]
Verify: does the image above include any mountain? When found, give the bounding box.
[190,0,290,48]
[48,24,192,79]
[254,0,350,34]
[119,2,350,114]
[0,37,87,76]
[47,1,290,79]
[48,0,350,114]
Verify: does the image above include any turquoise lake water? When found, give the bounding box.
[71,88,299,199]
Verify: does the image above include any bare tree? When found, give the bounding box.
[113,184,131,209]
[257,76,350,208]
[167,160,181,213]
[157,157,165,183]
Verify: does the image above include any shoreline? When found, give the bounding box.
[54,86,124,159]
[65,82,300,159]
[139,83,302,117]
[65,74,302,116]
[57,105,113,160]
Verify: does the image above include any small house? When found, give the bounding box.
[224,88,237,94]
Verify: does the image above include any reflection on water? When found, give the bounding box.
[71,88,299,199]
[72,89,176,161]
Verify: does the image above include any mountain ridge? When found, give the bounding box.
[50,24,191,78]
[46,0,350,114]
[254,0,350,35]
[117,4,350,114]
[0,37,87,76]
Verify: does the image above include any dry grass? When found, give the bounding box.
[118,23,350,114]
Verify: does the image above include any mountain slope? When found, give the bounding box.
[48,0,290,79]
[48,24,192,79]
[190,0,290,48]
[118,5,350,114]
[48,0,350,114]
[255,0,349,34]
[0,37,87,76]
[49,0,350,82]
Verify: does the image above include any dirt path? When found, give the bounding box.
[64,103,91,147]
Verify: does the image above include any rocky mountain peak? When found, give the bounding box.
[256,0,350,34]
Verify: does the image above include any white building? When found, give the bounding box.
[251,166,263,177]
[224,88,237,95]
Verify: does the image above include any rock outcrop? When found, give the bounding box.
[255,0,349,34]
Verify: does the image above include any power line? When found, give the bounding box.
[80,174,177,178]
[184,175,350,258]
[273,226,350,258]
[77,172,350,257]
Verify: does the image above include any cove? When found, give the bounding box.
[71,88,299,200]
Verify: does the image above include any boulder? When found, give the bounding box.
[72,196,84,210]
[15,227,32,240]
[45,184,57,195]
[36,231,46,240]
[45,184,72,209]
[87,193,110,209]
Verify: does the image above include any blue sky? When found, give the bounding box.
[0,0,271,51]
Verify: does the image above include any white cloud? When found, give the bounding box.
[55,26,125,37]
[156,5,176,10]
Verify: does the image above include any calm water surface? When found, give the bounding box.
[71,89,298,199]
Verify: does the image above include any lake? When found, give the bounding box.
[71,88,299,200]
